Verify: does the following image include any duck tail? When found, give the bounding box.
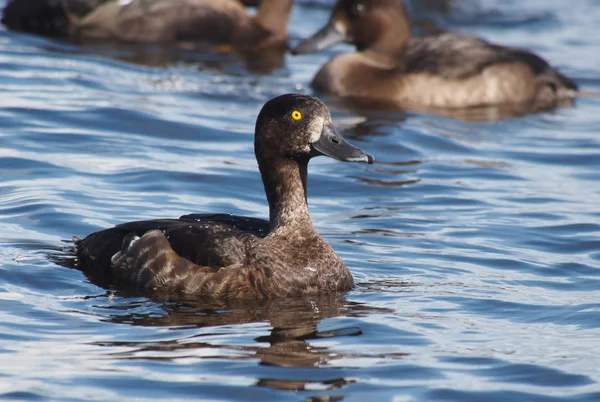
[540,67,579,100]
[577,90,600,99]
[1,0,19,30]
[2,0,69,36]
[549,70,600,99]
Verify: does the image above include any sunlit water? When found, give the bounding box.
[1,0,600,401]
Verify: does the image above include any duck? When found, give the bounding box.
[292,0,578,109]
[75,94,374,299]
[3,0,293,51]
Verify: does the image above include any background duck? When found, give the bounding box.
[293,0,578,110]
[2,0,292,51]
[75,94,374,299]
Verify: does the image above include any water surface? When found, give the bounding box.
[1,0,600,401]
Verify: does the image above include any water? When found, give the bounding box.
[1,0,600,400]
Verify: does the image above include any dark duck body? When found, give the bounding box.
[75,94,374,299]
[2,0,292,50]
[2,0,106,36]
[293,0,578,109]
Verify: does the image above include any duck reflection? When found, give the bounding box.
[59,40,288,73]
[84,290,391,394]
[52,251,393,396]
[406,99,575,122]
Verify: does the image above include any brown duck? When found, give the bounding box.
[75,94,374,299]
[68,0,293,49]
[293,0,578,109]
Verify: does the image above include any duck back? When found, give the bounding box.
[76,214,269,272]
[407,34,576,89]
[71,0,252,44]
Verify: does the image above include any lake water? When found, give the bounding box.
[1,0,599,401]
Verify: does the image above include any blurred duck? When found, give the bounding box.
[2,0,292,51]
[293,0,578,109]
[75,94,374,299]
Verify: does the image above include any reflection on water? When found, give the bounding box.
[94,294,367,364]
[68,274,393,395]
[50,41,289,73]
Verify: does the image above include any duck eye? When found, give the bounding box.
[350,2,366,17]
[291,110,302,121]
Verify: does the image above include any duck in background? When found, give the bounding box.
[292,0,578,111]
[2,0,292,52]
[75,94,374,299]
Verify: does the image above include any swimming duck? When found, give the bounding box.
[75,94,374,299]
[3,0,292,51]
[292,0,578,109]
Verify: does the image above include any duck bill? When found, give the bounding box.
[311,124,374,164]
[292,20,346,55]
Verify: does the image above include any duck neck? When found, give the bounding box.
[367,34,409,69]
[363,11,411,69]
[258,155,313,233]
[363,47,405,69]
[255,0,293,39]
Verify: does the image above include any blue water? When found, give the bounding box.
[1,0,600,401]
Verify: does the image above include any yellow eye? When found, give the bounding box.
[291,110,302,121]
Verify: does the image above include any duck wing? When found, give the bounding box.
[76,214,269,272]
[178,213,270,235]
[406,33,576,91]
[109,229,275,299]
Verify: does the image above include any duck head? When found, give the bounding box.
[292,0,411,55]
[255,94,374,164]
